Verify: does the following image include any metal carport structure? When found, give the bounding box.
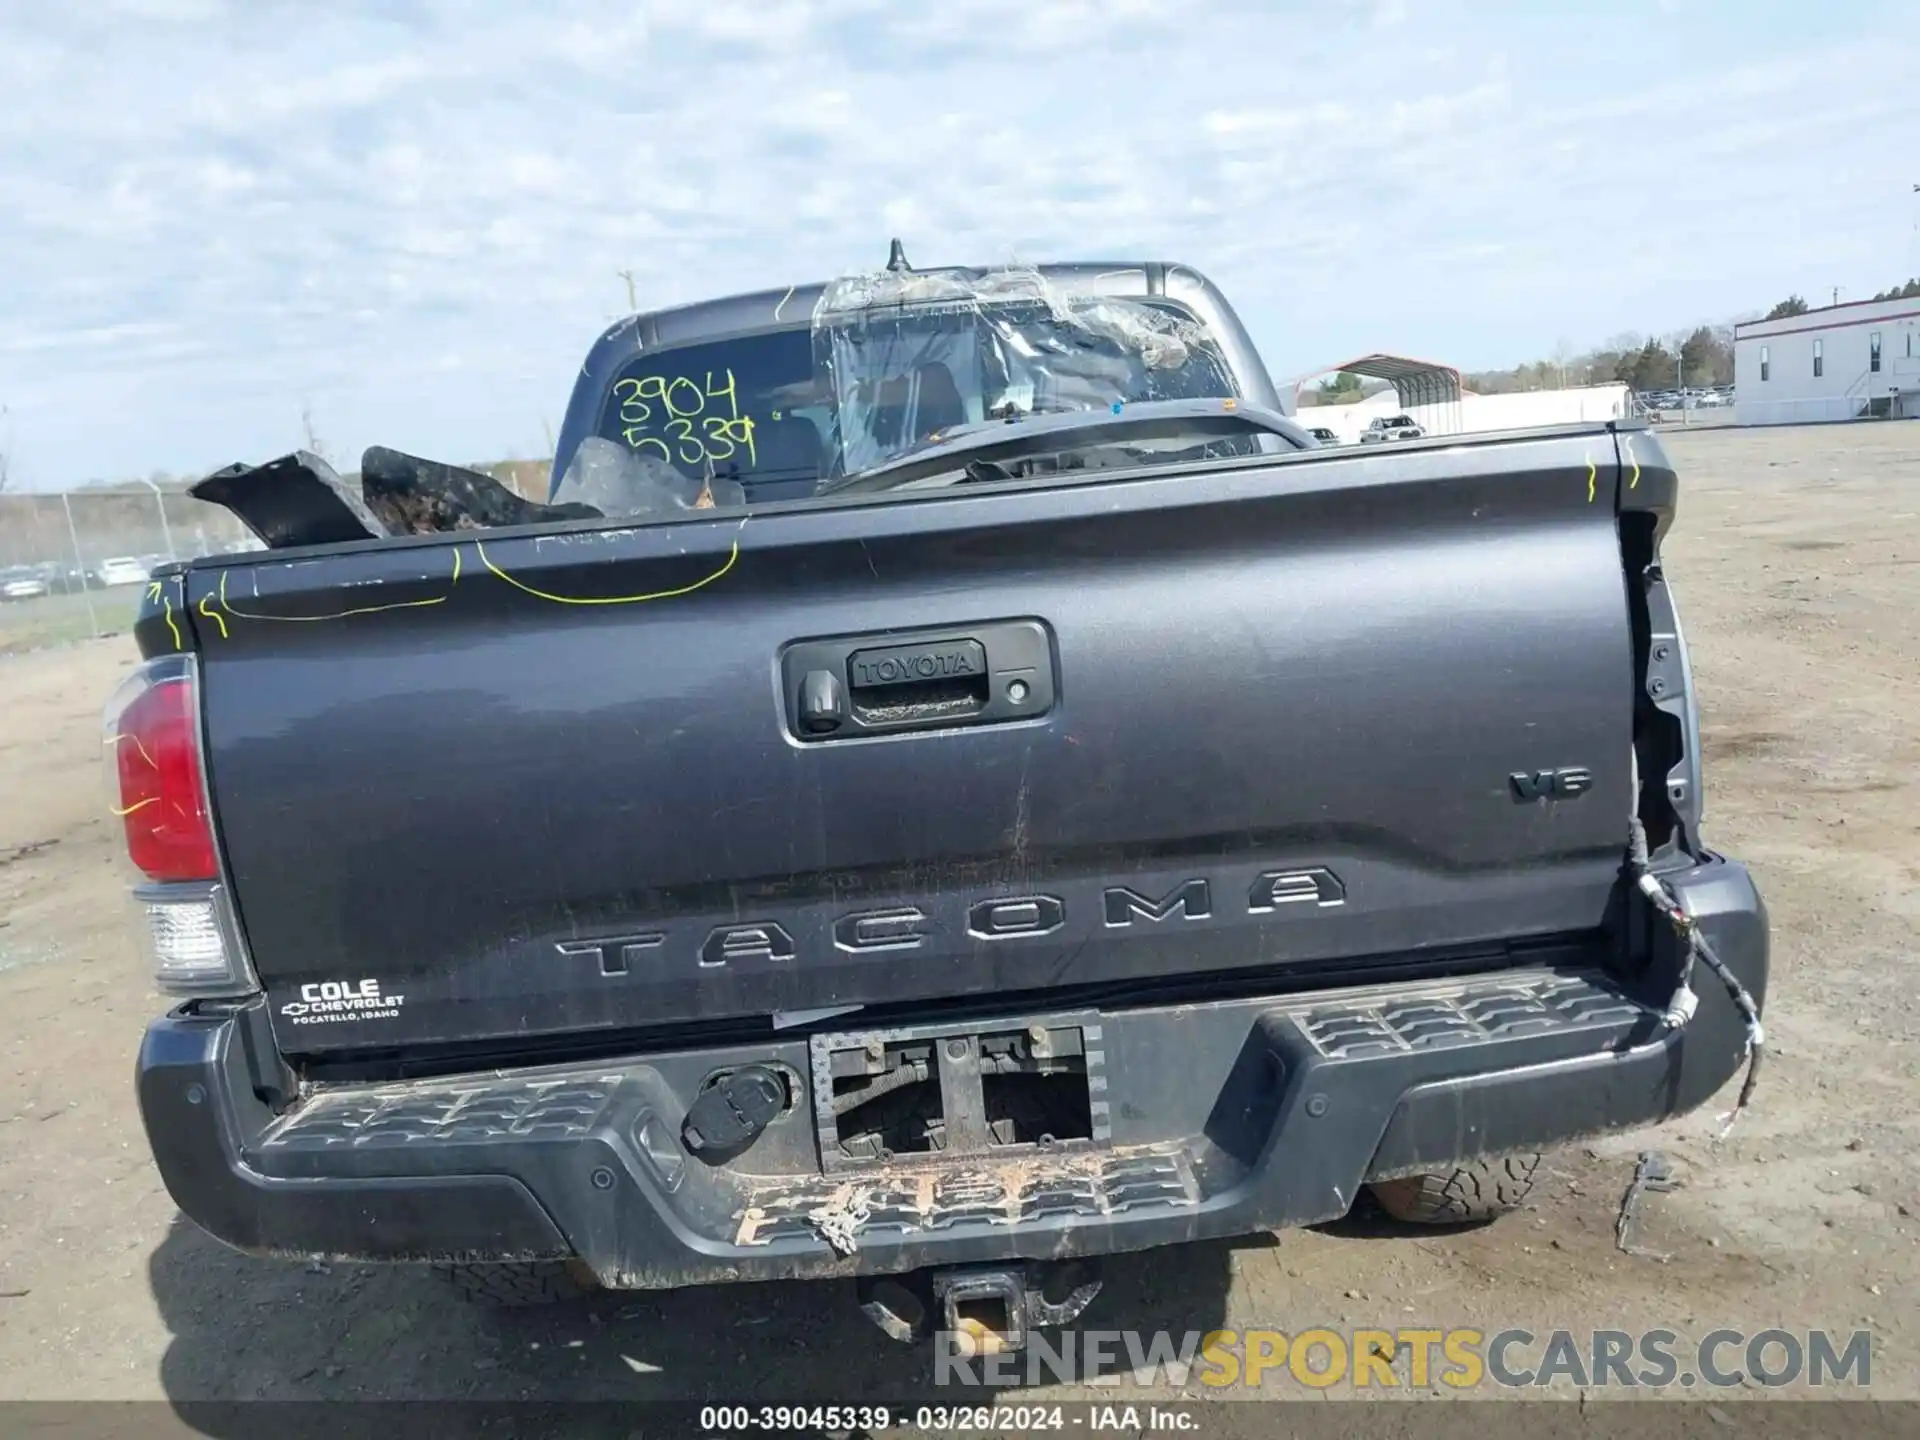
[1290,353,1464,436]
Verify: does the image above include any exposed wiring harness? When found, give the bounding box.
[1629,755,1765,1138]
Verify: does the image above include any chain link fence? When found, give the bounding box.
[0,485,259,654]
[1,460,553,654]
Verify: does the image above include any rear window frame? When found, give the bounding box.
[585,296,1247,500]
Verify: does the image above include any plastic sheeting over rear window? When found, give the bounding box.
[813,266,1239,478]
[564,265,1245,510]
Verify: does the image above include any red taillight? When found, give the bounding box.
[106,662,217,883]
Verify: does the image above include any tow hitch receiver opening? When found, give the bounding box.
[946,1280,1020,1357]
[857,1261,1104,1350]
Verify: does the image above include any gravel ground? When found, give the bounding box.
[0,421,1915,1411]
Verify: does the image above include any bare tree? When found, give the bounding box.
[1552,338,1574,390]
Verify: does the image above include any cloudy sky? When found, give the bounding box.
[3,0,1917,488]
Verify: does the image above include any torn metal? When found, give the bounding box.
[359,447,601,536]
[812,263,1235,477]
[192,447,610,551]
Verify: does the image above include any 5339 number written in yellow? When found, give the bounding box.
[614,370,758,469]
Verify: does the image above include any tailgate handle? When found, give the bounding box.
[784,620,1055,741]
[846,638,989,722]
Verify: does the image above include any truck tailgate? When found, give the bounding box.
[191,431,1637,1056]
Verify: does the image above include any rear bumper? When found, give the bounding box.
[136,858,1765,1288]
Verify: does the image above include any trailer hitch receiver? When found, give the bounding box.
[857,1260,1103,1350]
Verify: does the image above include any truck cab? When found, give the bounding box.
[550,258,1289,505]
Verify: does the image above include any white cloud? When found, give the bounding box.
[1,0,1916,485]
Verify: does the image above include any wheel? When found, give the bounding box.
[1368,1152,1543,1225]
[434,1258,599,1307]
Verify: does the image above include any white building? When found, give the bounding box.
[1290,353,1633,443]
[1298,382,1631,444]
[1734,294,1920,425]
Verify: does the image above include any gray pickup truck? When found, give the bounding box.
[121,253,1765,1350]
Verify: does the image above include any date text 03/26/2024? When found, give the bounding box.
[698,1406,1189,1432]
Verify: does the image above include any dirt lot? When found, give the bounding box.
[1,422,1916,1409]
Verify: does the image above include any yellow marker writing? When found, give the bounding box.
[474,537,740,606]
[105,731,157,770]
[1624,435,1641,490]
[1585,453,1597,504]
[145,582,183,650]
[215,547,462,625]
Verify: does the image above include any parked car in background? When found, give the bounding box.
[47,562,91,595]
[1306,426,1341,446]
[1358,414,1424,443]
[0,566,51,601]
[95,556,151,587]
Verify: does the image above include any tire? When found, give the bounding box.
[1368,1152,1543,1225]
[434,1258,599,1307]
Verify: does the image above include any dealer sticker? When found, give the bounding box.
[278,977,404,1025]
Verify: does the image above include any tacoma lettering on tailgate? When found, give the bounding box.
[558,868,1345,975]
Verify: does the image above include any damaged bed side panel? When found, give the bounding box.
[190,451,388,549]
[192,448,606,552]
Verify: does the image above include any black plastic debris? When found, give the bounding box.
[190,451,388,550]
[359,447,603,536]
